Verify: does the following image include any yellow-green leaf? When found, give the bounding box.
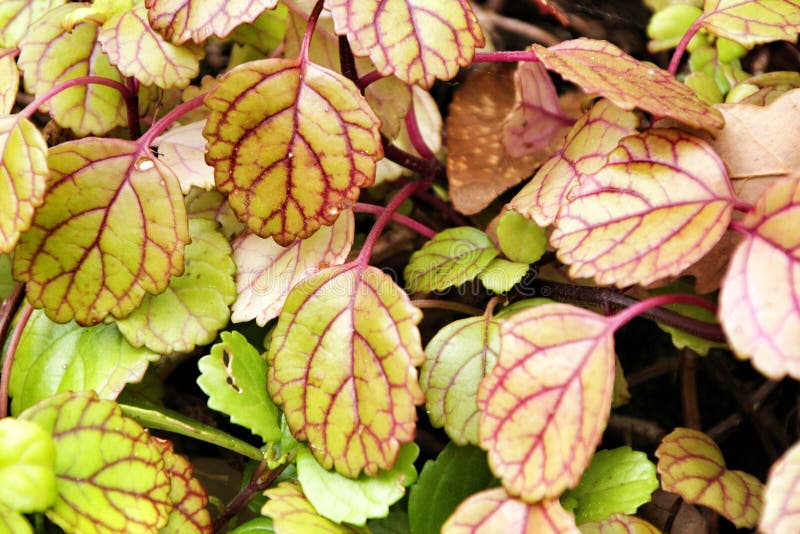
[267,265,425,478]
[655,427,763,528]
[478,259,529,293]
[0,116,47,253]
[0,53,19,115]
[533,38,724,131]
[701,0,800,47]
[98,2,202,89]
[152,438,212,533]
[145,0,279,44]
[204,57,382,246]
[17,3,127,136]
[0,0,67,48]
[262,482,363,533]
[761,439,800,533]
[13,138,189,325]
[327,0,485,89]
[551,128,734,287]
[578,513,661,534]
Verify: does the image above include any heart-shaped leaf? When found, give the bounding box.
[420,313,499,445]
[17,4,127,136]
[700,0,800,47]
[267,265,424,477]
[495,209,547,264]
[144,0,279,44]
[19,391,172,533]
[231,209,354,326]
[0,418,57,513]
[152,438,212,533]
[115,217,235,354]
[405,227,499,293]
[719,174,800,379]
[532,38,724,131]
[9,309,160,415]
[761,439,800,533]
[14,138,189,325]
[262,482,362,533]
[153,120,215,193]
[510,99,639,227]
[442,488,578,533]
[204,57,382,245]
[0,53,19,114]
[327,0,484,89]
[551,128,734,287]
[478,304,615,501]
[655,427,763,528]
[578,514,661,533]
[197,331,282,443]
[0,0,67,48]
[0,116,47,253]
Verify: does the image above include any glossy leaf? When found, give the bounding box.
[9,310,159,415]
[0,503,32,534]
[0,116,47,254]
[442,488,578,533]
[19,391,172,533]
[296,443,418,525]
[503,59,573,158]
[760,439,800,533]
[231,210,354,326]
[13,138,189,325]
[532,38,724,131]
[267,265,424,477]
[496,209,547,264]
[99,2,201,89]
[327,0,484,88]
[700,0,800,47]
[0,0,67,48]
[578,514,661,534]
[478,304,615,501]
[404,227,499,293]
[153,120,215,193]
[408,443,495,534]
[478,259,530,293]
[421,313,499,445]
[145,0,279,44]
[262,482,362,533]
[510,99,639,227]
[17,4,127,136]
[152,438,212,533]
[551,128,734,287]
[115,218,235,354]
[197,331,282,443]
[0,53,18,114]
[655,427,763,528]
[719,175,800,379]
[0,418,57,513]
[204,57,382,245]
[561,447,658,524]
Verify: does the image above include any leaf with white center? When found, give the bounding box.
[145,0,279,44]
[153,120,215,193]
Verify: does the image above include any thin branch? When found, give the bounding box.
[668,20,702,76]
[357,70,384,90]
[300,0,326,65]
[0,302,33,418]
[137,93,206,148]
[473,50,540,63]
[19,76,132,120]
[382,136,440,176]
[681,349,702,430]
[353,202,436,238]
[212,460,290,532]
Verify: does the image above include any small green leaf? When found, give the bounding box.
[229,517,275,533]
[0,254,12,300]
[647,4,703,52]
[405,227,499,293]
[561,447,658,524]
[297,443,418,526]
[652,282,727,356]
[0,418,57,513]
[229,4,288,54]
[478,259,529,293]
[19,392,171,533]
[0,503,32,534]
[198,331,281,443]
[9,309,160,415]
[496,209,547,264]
[408,443,495,534]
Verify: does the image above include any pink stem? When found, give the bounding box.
[609,293,718,332]
[357,70,384,90]
[357,182,424,267]
[473,50,540,63]
[137,93,206,148]
[729,220,751,235]
[668,20,703,76]
[734,199,753,212]
[353,203,436,238]
[0,303,33,418]
[405,99,437,161]
[0,48,18,60]
[19,76,132,120]
[300,0,326,64]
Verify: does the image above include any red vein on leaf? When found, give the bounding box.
[300,0,327,65]
[357,70,385,90]
[609,293,718,332]
[0,48,19,60]
[357,182,424,267]
[669,20,703,76]
[19,76,133,120]
[353,203,436,238]
[405,98,437,161]
[473,50,541,63]
[0,302,33,418]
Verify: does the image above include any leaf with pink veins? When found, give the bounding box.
[0,0,67,48]
[578,513,661,534]
[326,0,485,89]
[719,174,800,379]
[0,53,19,115]
[532,38,724,131]
[700,0,800,48]
[551,128,734,287]
[760,439,800,533]
[144,0,279,44]
[442,488,578,534]
[478,303,616,502]
[231,209,354,326]
[153,120,215,194]
[510,99,639,227]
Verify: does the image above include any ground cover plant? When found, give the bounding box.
[1,0,800,532]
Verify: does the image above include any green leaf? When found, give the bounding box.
[0,418,56,513]
[478,259,529,293]
[229,4,288,54]
[261,482,364,533]
[647,4,703,52]
[297,443,418,526]
[405,227,499,293]
[0,0,67,49]
[408,443,495,534]
[0,503,32,534]
[152,438,212,533]
[0,254,12,300]
[229,517,275,533]
[116,218,236,354]
[561,447,658,524]
[700,0,800,47]
[19,391,172,533]
[367,508,409,534]
[0,53,16,116]
[197,331,282,443]
[496,209,547,264]
[9,309,160,415]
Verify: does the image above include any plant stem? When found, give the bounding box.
[412,187,471,227]
[124,77,141,139]
[473,50,540,63]
[411,299,484,316]
[19,76,133,120]
[357,70,384,90]
[300,0,326,64]
[0,302,33,418]
[137,93,206,148]
[0,48,19,60]
[338,34,358,82]
[0,284,24,356]
[609,293,718,332]
[357,182,424,267]
[405,98,437,161]
[668,20,702,76]
[729,220,750,234]
[212,460,289,532]
[353,202,436,238]
[733,199,753,212]
[382,136,439,175]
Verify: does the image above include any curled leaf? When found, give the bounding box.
[145,0,279,44]
[204,58,382,245]
[760,439,800,533]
